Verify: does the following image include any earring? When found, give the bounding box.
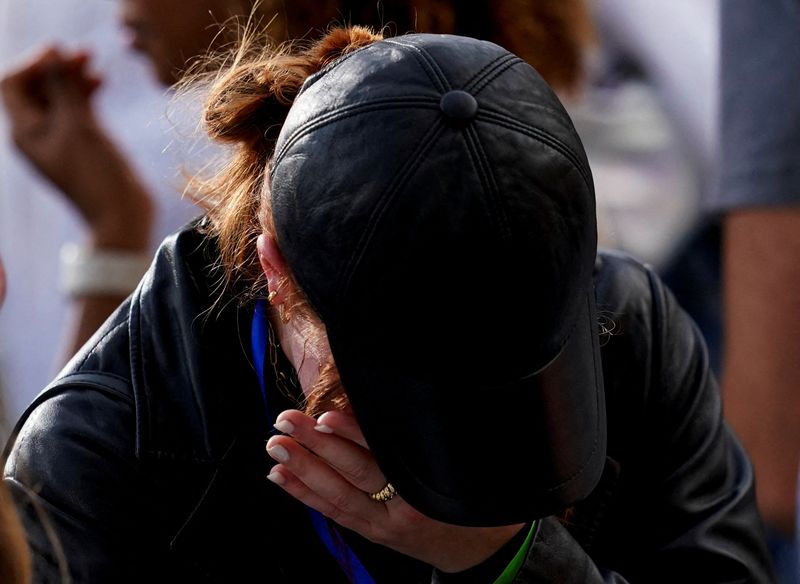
[267,290,277,305]
[267,318,300,402]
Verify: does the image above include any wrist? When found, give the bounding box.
[59,243,152,298]
[84,171,155,250]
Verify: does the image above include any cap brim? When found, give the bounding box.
[330,289,607,526]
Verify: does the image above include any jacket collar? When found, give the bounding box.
[128,224,266,465]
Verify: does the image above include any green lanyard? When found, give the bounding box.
[494,520,538,584]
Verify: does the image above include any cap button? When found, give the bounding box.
[439,90,478,122]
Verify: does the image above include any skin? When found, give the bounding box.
[721,208,800,536]
[257,234,526,573]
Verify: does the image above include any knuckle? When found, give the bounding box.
[345,459,372,485]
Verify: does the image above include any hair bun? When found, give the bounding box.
[204,26,383,152]
[307,26,384,69]
[204,58,305,148]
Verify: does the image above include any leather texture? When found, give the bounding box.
[3,225,775,582]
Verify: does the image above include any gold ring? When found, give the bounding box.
[369,482,397,502]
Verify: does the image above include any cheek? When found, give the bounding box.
[167,6,228,52]
[139,3,220,79]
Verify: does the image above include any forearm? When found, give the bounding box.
[61,128,155,243]
[722,208,800,535]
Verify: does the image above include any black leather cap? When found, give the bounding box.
[271,34,606,526]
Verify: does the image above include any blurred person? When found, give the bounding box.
[588,0,719,190]
[572,0,719,266]
[0,0,200,422]
[1,46,156,356]
[714,0,800,581]
[0,0,282,366]
[3,26,774,583]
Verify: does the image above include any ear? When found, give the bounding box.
[257,233,289,302]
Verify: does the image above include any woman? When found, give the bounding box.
[4,27,773,582]
[0,0,591,485]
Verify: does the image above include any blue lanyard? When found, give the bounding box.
[252,300,377,584]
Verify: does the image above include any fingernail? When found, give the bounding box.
[274,419,295,434]
[315,412,335,433]
[267,471,286,485]
[267,444,290,462]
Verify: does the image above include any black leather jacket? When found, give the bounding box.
[3,225,774,583]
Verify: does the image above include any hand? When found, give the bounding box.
[267,409,525,573]
[1,46,100,182]
[1,46,153,249]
